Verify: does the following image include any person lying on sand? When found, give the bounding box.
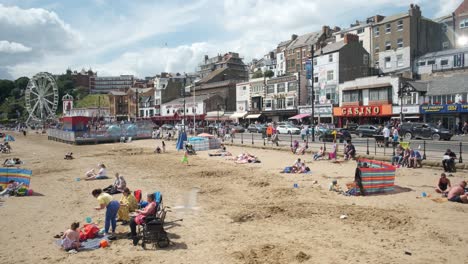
[85,163,108,180]
[234,153,259,164]
[435,173,451,196]
[447,181,467,203]
[0,180,23,196]
[61,222,81,251]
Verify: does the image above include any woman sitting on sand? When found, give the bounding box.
[435,173,451,196]
[117,187,138,225]
[61,222,81,251]
[85,163,108,180]
[103,173,126,194]
[313,146,324,160]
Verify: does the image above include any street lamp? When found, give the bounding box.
[398,81,412,123]
[308,44,315,141]
[182,74,187,133]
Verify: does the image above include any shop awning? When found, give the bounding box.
[288,113,311,120]
[151,115,180,121]
[206,111,224,118]
[245,114,262,119]
[390,116,420,119]
[230,112,247,119]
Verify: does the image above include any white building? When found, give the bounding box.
[233,81,250,120]
[378,46,412,74]
[414,47,468,77]
[68,107,110,118]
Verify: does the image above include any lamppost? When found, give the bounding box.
[217,104,220,137]
[135,88,139,120]
[182,74,187,133]
[398,80,412,123]
[308,45,315,141]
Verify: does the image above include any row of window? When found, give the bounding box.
[312,70,335,83]
[264,98,295,109]
[382,55,405,69]
[428,93,468,104]
[374,20,404,37]
[266,82,298,94]
[375,39,403,53]
[342,88,391,102]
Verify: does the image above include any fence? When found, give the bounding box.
[220,133,466,163]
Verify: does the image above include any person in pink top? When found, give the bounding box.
[61,222,81,251]
[128,193,157,239]
[447,181,467,203]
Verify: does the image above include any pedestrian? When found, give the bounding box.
[382,126,390,147]
[162,141,166,152]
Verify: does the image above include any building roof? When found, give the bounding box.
[140,96,153,103]
[129,87,153,93]
[333,23,370,35]
[375,13,408,25]
[433,14,453,23]
[422,74,468,95]
[417,47,468,60]
[314,41,347,55]
[277,39,292,48]
[406,81,428,92]
[287,31,322,49]
[163,94,212,105]
[199,67,228,83]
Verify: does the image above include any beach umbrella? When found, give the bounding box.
[197,133,214,138]
[4,135,15,142]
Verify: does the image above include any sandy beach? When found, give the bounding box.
[0,133,467,264]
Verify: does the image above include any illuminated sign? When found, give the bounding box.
[420,104,468,114]
[339,106,381,116]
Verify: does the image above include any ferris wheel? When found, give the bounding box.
[25,72,59,124]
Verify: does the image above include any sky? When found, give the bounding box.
[0,0,462,80]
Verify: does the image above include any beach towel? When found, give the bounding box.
[55,235,109,251]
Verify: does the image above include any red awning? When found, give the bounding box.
[288,113,311,120]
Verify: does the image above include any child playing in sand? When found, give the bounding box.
[162,141,166,153]
[154,146,161,154]
[181,150,189,164]
[61,222,81,251]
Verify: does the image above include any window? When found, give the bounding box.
[397,20,403,31]
[297,52,300,59]
[385,57,391,68]
[303,64,306,70]
[397,38,403,48]
[385,41,391,50]
[279,54,283,60]
[340,33,345,38]
[403,92,418,104]
[427,60,435,65]
[343,91,360,102]
[265,100,272,108]
[363,54,369,65]
[418,61,426,66]
[267,85,275,94]
[375,45,380,53]
[442,42,449,49]
[296,64,300,72]
[277,98,285,109]
[460,19,468,28]
[385,23,391,33]
[328,54,333,62]
[327,70,334,81]
[286,97,294,107]
[397,54,404,67]
[302,50,307,58]
[314,76,318,83]
[357,28,364,34]
[369,88,390,101]
[359,40,363,46]
[441,59,449,66]
[374,27,380,37]
[313,58,317,66]
[277,83,285,93]
[288,82,298,91]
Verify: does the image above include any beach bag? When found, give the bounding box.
[79,224,100,241]
[134,189,142,203]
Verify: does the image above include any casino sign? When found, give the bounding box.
[333,104,392,117]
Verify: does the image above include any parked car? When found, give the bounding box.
[318,128,352,143]
[355,125,379,137]
[345,123,359,134]
[277,125,300,134]
[228,125,245,133]
[399,122,452,141]
[247,124,266,133]
[0,132,4,138]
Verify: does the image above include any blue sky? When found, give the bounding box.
[0,0,462,79]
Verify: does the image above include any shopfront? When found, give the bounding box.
[420,104,468,131]
[333,104,393,127]
[297,104,333,124]
[391,105,421,121]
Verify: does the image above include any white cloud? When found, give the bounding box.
[0,40,32,53]
[435,0,462,17]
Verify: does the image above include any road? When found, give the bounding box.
[222,132,468,162]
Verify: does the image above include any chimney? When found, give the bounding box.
[344,33,359,44]
[269,51,275,59]
[322,25,330,36]
[333,26,341,32]
[291,34,298,40]
[204,55,208,62]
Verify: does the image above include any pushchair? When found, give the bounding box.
[137,192,171,250]
[185,144,196,155]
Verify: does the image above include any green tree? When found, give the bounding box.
[73,86,89,100]
[0,80,15,102]
[252,69,263,78]
[264,70,274,78]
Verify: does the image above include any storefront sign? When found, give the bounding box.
[298,105,332,117]
[392,105,420,115]
[333,104,392,117]
[420,104,468,114]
